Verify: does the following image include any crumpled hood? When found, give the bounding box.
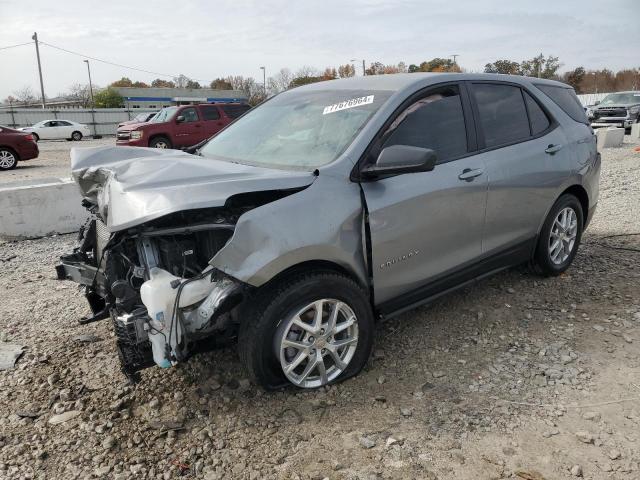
[70,146,316,232]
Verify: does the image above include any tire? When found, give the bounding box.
[532,194,583,276]
[149,136,172,149]
[71,131,83,141]
[238,271,375,390]
[32,133,39,142]
[0,148,18,170]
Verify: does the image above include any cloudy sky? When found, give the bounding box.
[0,0,638,99]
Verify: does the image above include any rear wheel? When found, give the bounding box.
[238,271,374,390]
[532,194,583,276]
[0,148,18,170]
[32,133,39,142]
[71,131,83,141]
[149,136,171,149]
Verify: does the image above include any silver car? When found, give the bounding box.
[57,73,600,389]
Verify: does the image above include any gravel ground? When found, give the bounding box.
[1,138,114,183]
[0,138,639,480]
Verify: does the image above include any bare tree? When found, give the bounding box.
[173,74,191,88]
[66,83,92,107]
[337,64,356,78]
[267,68,294,94]
[13,86,37,105]
[224,76,265,105]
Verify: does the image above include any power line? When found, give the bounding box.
[0,41,33,51]
[39,40,207,82]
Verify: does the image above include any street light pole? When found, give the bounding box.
[83,60,100,139]
[31,32,46,108]
[260,66,266,97]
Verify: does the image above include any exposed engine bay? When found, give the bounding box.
[58,207,248,381]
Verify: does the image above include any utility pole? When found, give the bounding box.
[451,54,459,65]
[351,59,367,76]
[260,66,266,97]
[83,60,100,138]
[32,32,46,108]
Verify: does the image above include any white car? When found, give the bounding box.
[20,120,91,141]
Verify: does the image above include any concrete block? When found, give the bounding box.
[0,178,88,239]
[631,122,640,140]
[596,127,625,150]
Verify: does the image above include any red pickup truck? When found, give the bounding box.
[116,103,250,149]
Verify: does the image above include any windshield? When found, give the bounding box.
[199,89,392,169]
[600,93,640,105]
[151,107,178,123]
[134,113,149,122]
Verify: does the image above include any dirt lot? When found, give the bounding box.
[2,138,114,183]
[0,139,639,480]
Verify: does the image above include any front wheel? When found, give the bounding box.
[0,148,18,170]
[238,271,374,390]
[149,136,171,149]
[532,194,583,276]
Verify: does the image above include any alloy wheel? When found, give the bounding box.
[548,207,578,265]
[276,299,359,388]
[0,150,16,169]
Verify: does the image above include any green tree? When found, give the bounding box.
[110,77,133,87]
[185,80,201,89]
[520,54,561,79]
[94,87,124,108]
[210,78,233,90]
[484,59,521,75]
[151,79,175,88]
[563,67,586,93]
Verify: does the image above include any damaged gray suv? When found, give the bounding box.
[57,73,600,389]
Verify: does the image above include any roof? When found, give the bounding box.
[297,72,570,93]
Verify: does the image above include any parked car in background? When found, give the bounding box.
[117,112,158,128]
[58,74,599,389]
[20,120,91,141]
[0,125,38,170]
[589,91,640,132]
[116,103,251,149]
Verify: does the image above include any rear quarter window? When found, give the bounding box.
[536,85,588,124]
[222,104,251,119]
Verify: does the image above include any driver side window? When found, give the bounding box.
[381,85,468,164]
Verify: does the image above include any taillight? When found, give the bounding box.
[24,134,34,141]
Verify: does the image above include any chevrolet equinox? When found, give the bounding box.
[57,73,600,389]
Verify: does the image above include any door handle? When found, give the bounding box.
[458,168,484,181]
[545,144,563,154]
[194,124,202,128]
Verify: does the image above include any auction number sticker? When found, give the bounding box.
[323,95,374,115]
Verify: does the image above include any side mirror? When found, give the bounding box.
[594,101,600,105]
[176,115,185,123]
[361,145,437,179]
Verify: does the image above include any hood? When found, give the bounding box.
[117,121,151,130]
[594,103,638,109]
[70,146,316,232]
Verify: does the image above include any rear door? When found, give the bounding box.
[173,107,203,147]
[361,83,488,306]
[199,105,226,140]
[468,82,573,254]
[56,120,74,139]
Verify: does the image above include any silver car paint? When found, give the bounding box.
[71,73,598,309]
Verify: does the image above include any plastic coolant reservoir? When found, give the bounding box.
[140,267,214,368]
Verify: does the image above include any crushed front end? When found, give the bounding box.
[57,209,247,382]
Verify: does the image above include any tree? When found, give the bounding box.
[132,81,149,88]
[417,58,459,73]
[520,54,561,79]
[563,67,586,93]
[13,86,37,105]
[288,66,323,89]
[65,83,92,107]
[267,68,294,94]
[210,78,233,90]
[93,87,123,108]
[337,64,355,78]
[185,79,201,89]
[151,79,175,88]
[173,74,191,88]
[321,67,337,80]
[224,76,264,105]
[110,77,134,87]
[484,59,521,75]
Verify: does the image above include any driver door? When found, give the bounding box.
[40,121,60,139]
[360,83,488,307]
[174,107,203,147]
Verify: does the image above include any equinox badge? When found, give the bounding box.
[380,250,420,269]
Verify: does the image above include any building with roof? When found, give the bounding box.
[113,87,247,109]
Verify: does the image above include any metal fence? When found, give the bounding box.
[0,108,157,136]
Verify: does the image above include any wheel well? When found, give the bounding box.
[264,260,367,291]
[561,185,589,222]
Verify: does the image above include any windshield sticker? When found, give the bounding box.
[323,95,374,115]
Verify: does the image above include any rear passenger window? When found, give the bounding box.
[382,85,467,163]
[536,84,588,125]
[222,104,251,119]
[524,92,551,135]
[201,106,221,121]
[473,84,530,148]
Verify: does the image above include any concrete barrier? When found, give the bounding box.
[0,178,88,239]
[631,123,640,140]
[596,127,625,150]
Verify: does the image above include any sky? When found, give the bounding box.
[0,0,638,100]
